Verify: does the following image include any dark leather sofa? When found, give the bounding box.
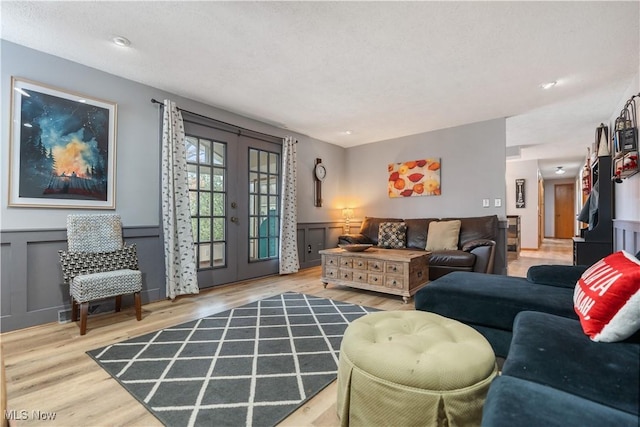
[415,256,640,427]
[338,215,498,280]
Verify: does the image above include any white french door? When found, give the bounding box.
[183,118,281,288]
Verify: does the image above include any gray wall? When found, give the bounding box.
[0,41,348,331]
[340,119,509,275]
[0,222,334,332]
[1,41,510,332]
[1,41,161,229]
[1,40,346,229]
[506,159,539,249]
[343,118,507,220]
[1,227,164,332]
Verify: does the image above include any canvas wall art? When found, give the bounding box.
[388,158,440,198]
[515,179,526,208]
[9,77,117,209]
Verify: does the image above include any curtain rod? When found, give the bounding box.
[150,98,287,142]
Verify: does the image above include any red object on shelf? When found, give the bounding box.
[582,164,591,195]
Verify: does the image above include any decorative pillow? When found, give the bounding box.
[573,250,640,342]
[377,222,407,248]
[359,217,403,245]
[425,220,461,251]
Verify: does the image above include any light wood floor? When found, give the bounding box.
[507,238,573,277]
[1,239,572,426]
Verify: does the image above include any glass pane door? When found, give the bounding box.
[183,118,281,287]
[248,148,280,261]
[186,136,227,270]
[236,135,281,280]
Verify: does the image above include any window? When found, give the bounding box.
[186,135,226,269]
[249,148,280,261]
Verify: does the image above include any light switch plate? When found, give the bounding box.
[494,198,502,207]
[482,199,490,208]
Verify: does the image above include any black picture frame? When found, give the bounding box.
[515,179,525,209]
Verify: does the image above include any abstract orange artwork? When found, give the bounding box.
[388,158,441,198]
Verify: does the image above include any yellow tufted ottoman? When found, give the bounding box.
[337,311,497,427]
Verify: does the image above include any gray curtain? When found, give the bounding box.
[161,100,199,299]
[279,136,300,274]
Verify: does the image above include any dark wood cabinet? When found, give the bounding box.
[507,215,521,260]
[572,238,611,266]
[573,155,613,265]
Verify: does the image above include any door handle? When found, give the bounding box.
[230,216,238,223]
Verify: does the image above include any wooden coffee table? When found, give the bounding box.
[319,247,430,303]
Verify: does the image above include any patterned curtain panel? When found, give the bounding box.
[279,136,300,274]
[161,100,199,299]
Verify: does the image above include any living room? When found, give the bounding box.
[1,2,639,426]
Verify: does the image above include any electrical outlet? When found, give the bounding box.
[494,198,502,207]
[482,199,490,208]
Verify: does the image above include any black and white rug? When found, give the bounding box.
[88,292,378,427]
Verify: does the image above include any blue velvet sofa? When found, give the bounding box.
[414,255,640,427]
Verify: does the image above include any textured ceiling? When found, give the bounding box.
[2,1,638,179]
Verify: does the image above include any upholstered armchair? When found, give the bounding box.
[59,214,142,335]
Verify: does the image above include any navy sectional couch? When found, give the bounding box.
[415,259,640,427]
[414,271,578,357]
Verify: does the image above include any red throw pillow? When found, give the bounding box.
[573,250,640,342]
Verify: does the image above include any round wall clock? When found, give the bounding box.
[314,163,327,181]
[314,158,325,207]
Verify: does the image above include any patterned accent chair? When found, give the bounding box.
[59,214,142,335]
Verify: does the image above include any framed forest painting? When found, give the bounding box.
[9,77,117,209]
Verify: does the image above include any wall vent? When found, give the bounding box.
[57,309,72,323]
[58,301,116,324]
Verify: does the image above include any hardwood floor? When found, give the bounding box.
[507,238,573,277]
[1,239,573,426]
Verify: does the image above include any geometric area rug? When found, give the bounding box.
[87,292,379,427]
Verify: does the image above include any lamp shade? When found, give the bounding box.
[597,126,610,156]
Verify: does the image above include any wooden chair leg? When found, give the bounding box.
[134,292,142,321]
[79,302,89,335]
[115,295,122,312]
[71,299,79,322]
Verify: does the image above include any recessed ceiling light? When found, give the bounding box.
[555,166,566,175]
[112,36,131,47]
[540,81,557,90]
[344,130,353,135]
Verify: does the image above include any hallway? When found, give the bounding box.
[507,238,573,277]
